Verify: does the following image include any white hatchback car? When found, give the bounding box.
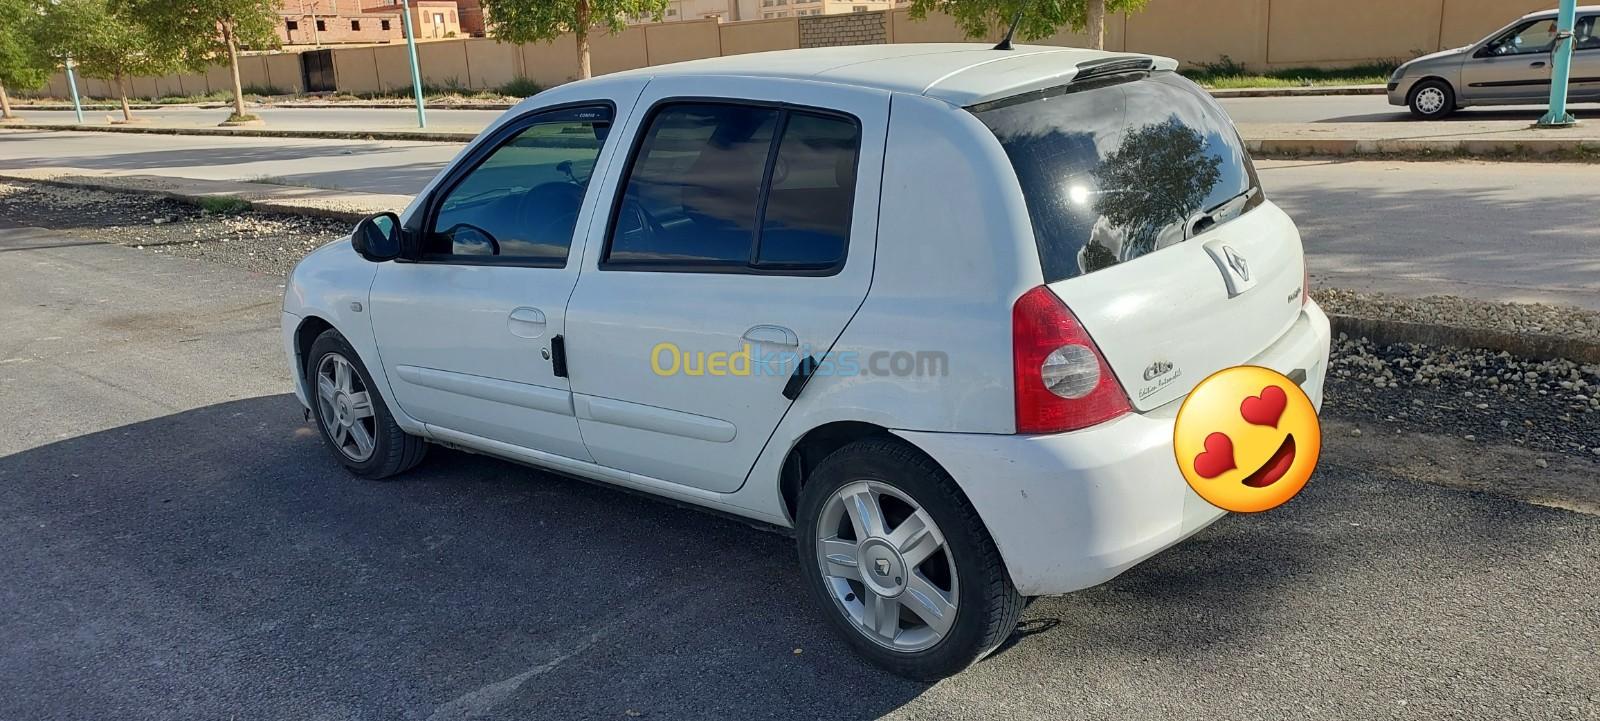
[282,44,1331,679]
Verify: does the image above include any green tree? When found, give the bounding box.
[33,0,176,122]
[121,0,279,121]
[905,0,1150,50]
[0,0,53,120]
[1090,117,1221,259]
[478,0,667,81]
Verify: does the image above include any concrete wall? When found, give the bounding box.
[800,12,888,48]
[644,18,723,65]
[1440,0,1552,48]
[22,1,1564,99]
[720,17,800,55]
[466,39,526,91]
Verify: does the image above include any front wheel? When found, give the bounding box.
[306,329,427,479]
[795,439,1023,680]
[1407,79,1456,119]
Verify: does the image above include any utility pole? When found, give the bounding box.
[64,57,84,124]
[401,0,426,128]
[1537,0,1578,127]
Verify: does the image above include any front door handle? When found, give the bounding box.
[742,324,798,348]
[1531,60,1547,68]
[507,307,547,338]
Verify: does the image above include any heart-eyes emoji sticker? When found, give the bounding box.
[1173,365,1321,513]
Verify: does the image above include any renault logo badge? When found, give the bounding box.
[1223,246,1250,281]
[873,558,891,577]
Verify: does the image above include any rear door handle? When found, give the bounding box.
[507,307,547,338]
[1531,61,1547,68]
[742,324,798,348]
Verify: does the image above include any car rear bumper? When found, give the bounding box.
[895,300,1330,596]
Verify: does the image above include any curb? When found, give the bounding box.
[1206,85,1386,98]
[14,85,1377,112]
[1246,137,1600,160]
[16,123,1600,160]
[1327,314,1600,364]
[0,123,477,143]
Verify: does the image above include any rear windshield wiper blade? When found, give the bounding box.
[1186,187,1259,239]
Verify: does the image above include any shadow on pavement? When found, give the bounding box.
[3,395,1592,720]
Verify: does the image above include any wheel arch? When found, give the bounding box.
[1407,76,1456,106]
[293,314,335,395]
[776,421,988,542]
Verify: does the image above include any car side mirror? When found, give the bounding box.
[352,212,403,262]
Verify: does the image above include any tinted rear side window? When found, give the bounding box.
[974,72,1261,283]
[605,102,860,272]
[609,104,779,265]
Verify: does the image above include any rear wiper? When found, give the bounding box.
[1186,187,1259,239]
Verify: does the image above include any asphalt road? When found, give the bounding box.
[13,95,1600,128]
[2,220,1598,720]
[3,128,1597,309]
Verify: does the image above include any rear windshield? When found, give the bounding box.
[974,71,1262,283]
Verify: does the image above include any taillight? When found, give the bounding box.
[1012,286,1131,434]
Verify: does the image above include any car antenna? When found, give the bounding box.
[993,4,1028,50]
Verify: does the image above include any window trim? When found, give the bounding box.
[404,101,616,269]
[597,97,862,277]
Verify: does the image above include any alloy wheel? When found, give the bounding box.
[815,480,959,653]
[315,352,377,462]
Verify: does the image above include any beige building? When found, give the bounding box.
[276,0,404,45]
[364,1,465,39]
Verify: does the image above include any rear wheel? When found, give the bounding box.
[1407,79,1456,119]
[307,329,427,479]
[796,439,1023,679]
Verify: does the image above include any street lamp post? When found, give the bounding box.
[63,57,84,125]
[400,0,427,128]
[1537,0,1578,127]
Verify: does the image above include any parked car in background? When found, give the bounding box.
[281,43,1331,679]
[1389,5,1600,118]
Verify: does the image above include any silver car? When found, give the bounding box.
[1388,5,1600,118]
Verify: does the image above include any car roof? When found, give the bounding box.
[608,43,1178,107]
[1524,4,1600,19]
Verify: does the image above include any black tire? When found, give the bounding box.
[306,329,427,479]
[1407,79,1456,119]
[795,438,1023,680]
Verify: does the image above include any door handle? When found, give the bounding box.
[741,324,798,348]
[507,307,547,339]
[1531,61,1547,68]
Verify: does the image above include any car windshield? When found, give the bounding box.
[973,71,1261,283]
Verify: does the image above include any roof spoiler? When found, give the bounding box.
[1072,57,1155,82]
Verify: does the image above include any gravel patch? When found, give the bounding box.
[1324,334,1600,461]
[0,180,348,277]
[1316,287,1600,343]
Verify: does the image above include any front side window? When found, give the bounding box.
[426,111,610,263]
[1489,19,1560,55]
[606,102,860,272]
[1576,16,1599,50]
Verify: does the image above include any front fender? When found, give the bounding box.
[281,239,403,426]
